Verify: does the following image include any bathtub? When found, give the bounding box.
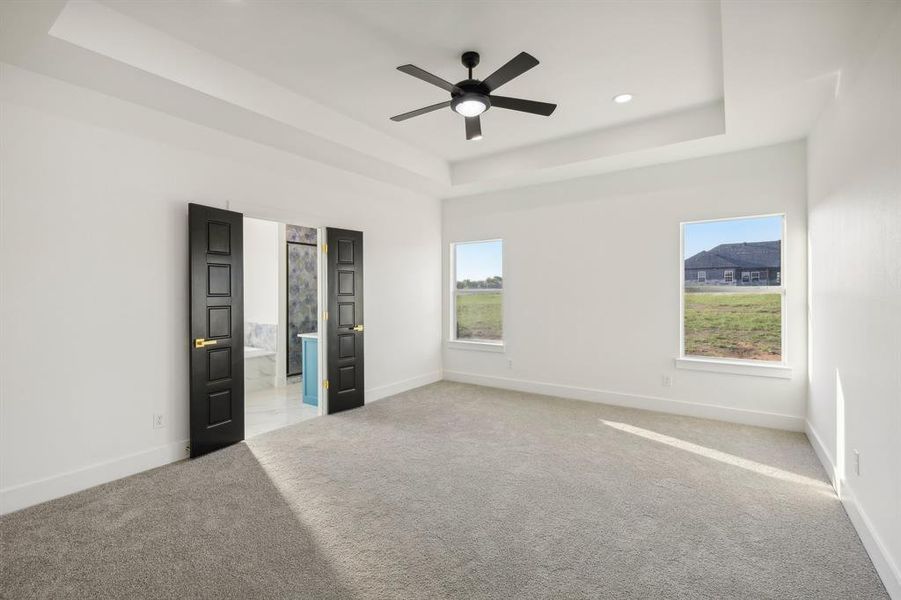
[244,346,276,391]
[244,346,275,360]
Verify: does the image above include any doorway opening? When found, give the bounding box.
[243,217,321,438]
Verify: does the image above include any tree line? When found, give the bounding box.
[457,276,503,289]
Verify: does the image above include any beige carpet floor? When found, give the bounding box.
[0,382,888,599]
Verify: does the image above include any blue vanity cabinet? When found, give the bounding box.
[300,334,318,406]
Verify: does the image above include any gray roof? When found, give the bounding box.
[685,241,781,269]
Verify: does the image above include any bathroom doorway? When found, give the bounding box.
[243,217,321,438]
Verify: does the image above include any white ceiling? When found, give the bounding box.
[96,0,724,162]
[1,0,896,197]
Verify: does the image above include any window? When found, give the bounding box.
[451,240,503,344]
[682,215,785,363]
[697,271,706,283]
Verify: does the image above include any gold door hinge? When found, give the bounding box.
[323,311,329,321]
[323,380,329,390]
[322,243,328,253]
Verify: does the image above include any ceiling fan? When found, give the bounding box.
[390,51,557,141]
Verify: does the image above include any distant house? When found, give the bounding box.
[685,241,781,286]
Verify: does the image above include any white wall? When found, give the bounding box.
[443,142,808,430]
[242,217,280,327]
[806,6,901,596]
[0,64,443,514]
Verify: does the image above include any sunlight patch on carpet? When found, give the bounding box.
[600,419,834,495]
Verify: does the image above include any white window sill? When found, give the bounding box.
[447,340,505,353]
[674,357,792,379]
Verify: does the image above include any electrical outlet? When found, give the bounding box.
[153,413,165,429]
[854,450,860,476]
[662,374,673,387]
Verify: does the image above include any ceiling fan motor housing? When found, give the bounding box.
[451,80,492,115]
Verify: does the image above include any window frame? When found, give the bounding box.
[448,239,505,351]
[697,271,706,283]
[677,214,789,377]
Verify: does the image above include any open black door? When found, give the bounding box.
[189,204,244,457]
[326,227,364,414]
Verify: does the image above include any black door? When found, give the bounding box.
[189,204,244,457]
[326,228,364,414]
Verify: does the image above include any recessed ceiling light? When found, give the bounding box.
[613,93,634,104]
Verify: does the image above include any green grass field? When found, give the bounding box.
[456,290,779,359]
[456,292,502,340]
[684,292,781,360]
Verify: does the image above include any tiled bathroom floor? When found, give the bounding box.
[245,382,319,439]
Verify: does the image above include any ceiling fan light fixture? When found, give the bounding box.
[452,93,490,117]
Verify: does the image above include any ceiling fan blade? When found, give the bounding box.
[465,116,482,141]
[397,64,460,93]
[390,101,451,122]
[481,52,540,92]
[489,95,557,116]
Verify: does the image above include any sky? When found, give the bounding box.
[455,240,502,281]
[684,215,783,259]
[453,218,780,279]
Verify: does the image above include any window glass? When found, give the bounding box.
[683,215,783,362]
[453,240,503,342]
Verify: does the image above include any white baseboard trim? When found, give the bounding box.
[0,439,189,516]
[0,371,443,516]
[366,370,443,403]
[442,371,804,431]
[804,421,900,599]
[841,483,901,598]
[804,420,837,487]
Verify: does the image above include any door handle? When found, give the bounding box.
[352,325,364,332]
[194,338,218,348]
